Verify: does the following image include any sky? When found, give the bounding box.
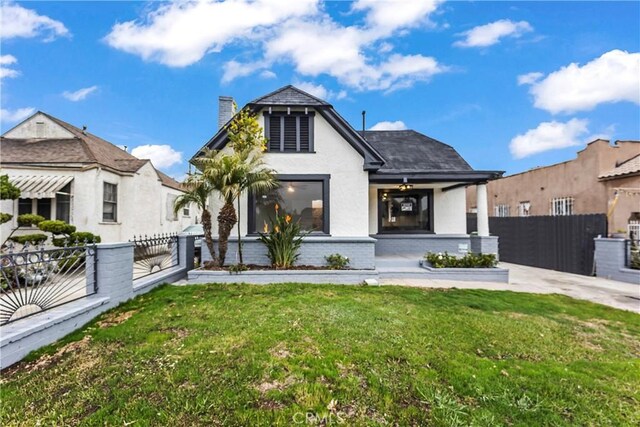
[1,0,639,180]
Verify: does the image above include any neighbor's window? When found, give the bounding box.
[56,183,72,223]
[250,177,329,234]
[518,201,530,217]
[37,199,52,220]
[551,197,573,216]
[183,206,190,217]
[103,182,118,222]
[378,189,433,233]
[494,204,510,217]
[18,199,33,216]
[264,112,314,153]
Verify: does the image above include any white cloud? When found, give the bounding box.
[294,81,348,101]
[62,85,99,102]
[0,107,35,124]
[0,54,19,80]
[104,0,448,92]
[454,19,532,48]
[521,50,640,114]
[259,70,276,79]
[131,144,183,170]
[370,120,407,131]
[517,71,542,86]
[104,0,318,67]
[0,1,69,41]
[509,118,589,159]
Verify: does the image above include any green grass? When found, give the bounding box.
[2,284,639,426]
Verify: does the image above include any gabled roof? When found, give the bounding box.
[192,85,385,170]
[599,154,640,180]
[1,111,185,191]
[248,85,330,107]
[361,130,503,182]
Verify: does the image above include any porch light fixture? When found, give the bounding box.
[398,177,413,191]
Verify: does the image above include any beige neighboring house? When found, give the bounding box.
[0,111,199,243]
[466,139,640,234]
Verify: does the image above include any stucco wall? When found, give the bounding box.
[466,140,640,229]
[209,107,370,238]
[3,112,74,139]
[1,166,198,243]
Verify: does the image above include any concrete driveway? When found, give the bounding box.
[381,262,640,313]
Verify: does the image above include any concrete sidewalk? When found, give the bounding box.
[380,262,640,313]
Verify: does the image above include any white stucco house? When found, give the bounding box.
[1,112,199,243]
[193,85,502,268]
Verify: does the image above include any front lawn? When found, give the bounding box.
[2,284,639,426]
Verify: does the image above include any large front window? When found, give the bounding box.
[249,176,329,234]
[378,189,433,233]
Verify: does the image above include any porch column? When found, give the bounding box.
[476,183,489,237]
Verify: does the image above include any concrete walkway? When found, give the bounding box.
[380,261,640,313]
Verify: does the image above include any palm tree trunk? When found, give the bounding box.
[201,209,216,265]
[237,197,243,264]
[217,202,237,266]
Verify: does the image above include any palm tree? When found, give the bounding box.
[173,173,216,264]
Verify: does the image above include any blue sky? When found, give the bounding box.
[1,0,639,180]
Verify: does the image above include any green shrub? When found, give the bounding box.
[0,212,12,225]
[17,214,45,227]
[228,263,248,275]
[425,252,498,268]
[56,255,85,273]
[325,253,350,270]
[0,175,20,200]
[9,233,48,245]
[258,208,307,269]
[52,232,102,247]
[38,220,76,235]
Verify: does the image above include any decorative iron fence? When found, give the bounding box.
[0,242,97,325]
[131,233,179,280]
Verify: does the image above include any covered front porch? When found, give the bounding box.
[367,171,498,258]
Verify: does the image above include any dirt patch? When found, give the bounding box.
[97,310,138,328]
[269,343,291,359]
[3,335,94,377]
[255,376,297,394]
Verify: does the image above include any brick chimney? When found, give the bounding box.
[218,96,235,129]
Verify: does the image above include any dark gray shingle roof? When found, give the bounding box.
[249,85,330,106]
[360,130,473,173]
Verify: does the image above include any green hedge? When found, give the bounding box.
[9,234,48,245]
[425,252,498,268]
[17,214,45,227]
[38,220,76,235]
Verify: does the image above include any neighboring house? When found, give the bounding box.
[466,139,640,234]
[0,112,198,243]
[192,85,502,268]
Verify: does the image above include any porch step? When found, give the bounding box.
[375,256,422,269]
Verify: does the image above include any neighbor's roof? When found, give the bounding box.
[248,85,330,107]
[599,154,640,180]
[1,112,185,191]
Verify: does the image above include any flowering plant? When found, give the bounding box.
[258,204,308,269]
[325,253,350,270]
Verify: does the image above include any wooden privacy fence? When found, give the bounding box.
[467,214,608,275]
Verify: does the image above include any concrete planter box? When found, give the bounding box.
[418,260,509,283]
[188,268,378,285]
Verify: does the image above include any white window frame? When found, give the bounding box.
[494,204,510,217]
[102,182,118,222]
[551,197,574,216]
[518,201,531,217]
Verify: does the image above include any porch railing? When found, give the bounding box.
[131,233,179,280]
[0,242,97,325]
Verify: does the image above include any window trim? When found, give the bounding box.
[377,188,434,235]
[494,204,510,217]
[263,111,315,153]
[551,196,574,216]
[247,174,330,235]
[102,182,118,223]
[518,201,530,217]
